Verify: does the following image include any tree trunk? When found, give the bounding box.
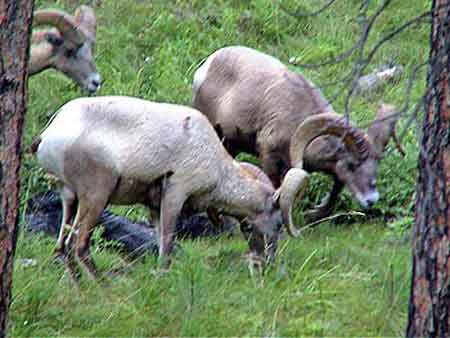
[406,0,450,336]
[0,1,34,336]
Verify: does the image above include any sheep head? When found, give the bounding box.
[237,162,283,236]
[277,113,378,237]
[301,103,404,220]
[30,5,101,93]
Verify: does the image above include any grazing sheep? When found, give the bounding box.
[192,46,404,222]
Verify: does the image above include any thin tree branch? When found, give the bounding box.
[363,10,437,72]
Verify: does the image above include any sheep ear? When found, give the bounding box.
[74,6,96,39]
[367,103,405,157]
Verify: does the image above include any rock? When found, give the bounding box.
[97,211,159,258]
[24,190,62,236]
[355,64,403,97]
[17,258,38,268]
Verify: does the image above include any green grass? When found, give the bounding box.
[11,223,410,336]
[12,0,428,335]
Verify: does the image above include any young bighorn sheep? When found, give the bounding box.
[35,96,362,280]
[30,5,101,93]
[193,46,403,222]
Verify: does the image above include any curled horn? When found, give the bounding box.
[290,114,370,168]
[277,113,371,237]
[33,10,86,47]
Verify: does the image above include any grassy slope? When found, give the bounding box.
[12,223,410,336]
[12,0,427,336]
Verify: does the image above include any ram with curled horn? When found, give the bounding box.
[193,46,404,227]
[30,5,101,93]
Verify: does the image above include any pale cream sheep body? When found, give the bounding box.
[37,96,282,280]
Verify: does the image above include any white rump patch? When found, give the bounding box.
[192,55,215,99]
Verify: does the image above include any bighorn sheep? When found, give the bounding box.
[30,5,101,93]
[192,46,403,222]
[35,96,363,280]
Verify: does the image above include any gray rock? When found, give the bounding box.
[355,64,403,96]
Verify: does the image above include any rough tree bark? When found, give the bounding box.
[407,0,450,336]
[0,1,34,336]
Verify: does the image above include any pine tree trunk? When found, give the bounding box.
[0,1,34,336]
[406,0,450,336]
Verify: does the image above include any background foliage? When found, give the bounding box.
[12,0,426,335]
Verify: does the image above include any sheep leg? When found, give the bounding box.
[264,232,280,264]
[207,207,224,231]
[306,178,343,223]
[148,209,160,229]
[63,226,82,286]
[260,149,286,188]
[159,182,187,269]
[239,221,252,242]
[73,195,110,280]
[54,186,77,259]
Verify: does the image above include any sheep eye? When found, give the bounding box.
[46,33,63,46]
